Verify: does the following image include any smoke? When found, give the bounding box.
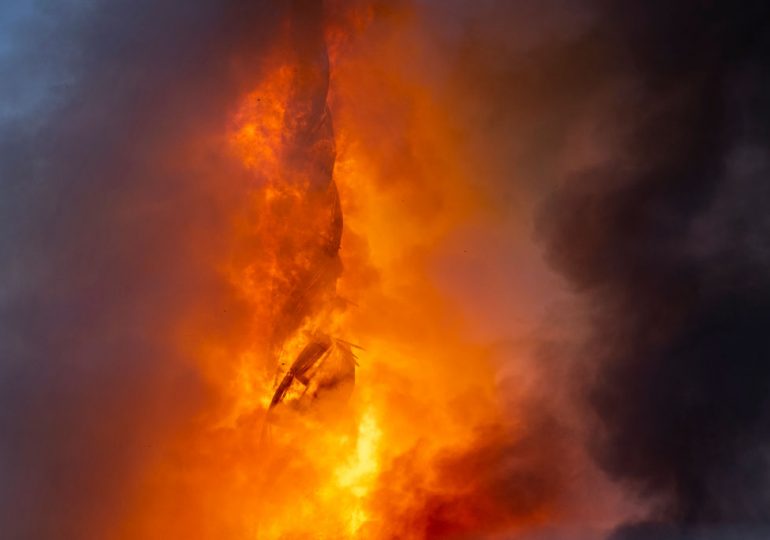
[0,1,290,537]
[537,1,770,538]
[5,0,769,538]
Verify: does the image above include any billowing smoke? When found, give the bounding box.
[0,1,286,537]
[537,1,770,538]
[4,0,770,538]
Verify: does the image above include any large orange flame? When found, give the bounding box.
[116,4,564,539]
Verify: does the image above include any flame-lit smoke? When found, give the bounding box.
[0,1,613,539]
[0,1,622,538]
[123,3,574,537]
[4,1,769,539]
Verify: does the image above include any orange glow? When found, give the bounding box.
[115,5,560,539]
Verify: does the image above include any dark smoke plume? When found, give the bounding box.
[538,1,770,538]
[5,0,770,538]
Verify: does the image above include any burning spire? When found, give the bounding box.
[231,0,353,412]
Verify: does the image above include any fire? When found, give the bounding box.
[230,65,292,175]
[116,3,558,539]
[333,405,382,534]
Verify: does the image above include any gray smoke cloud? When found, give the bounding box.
[0,1,287,537]
[4,1,770,539]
